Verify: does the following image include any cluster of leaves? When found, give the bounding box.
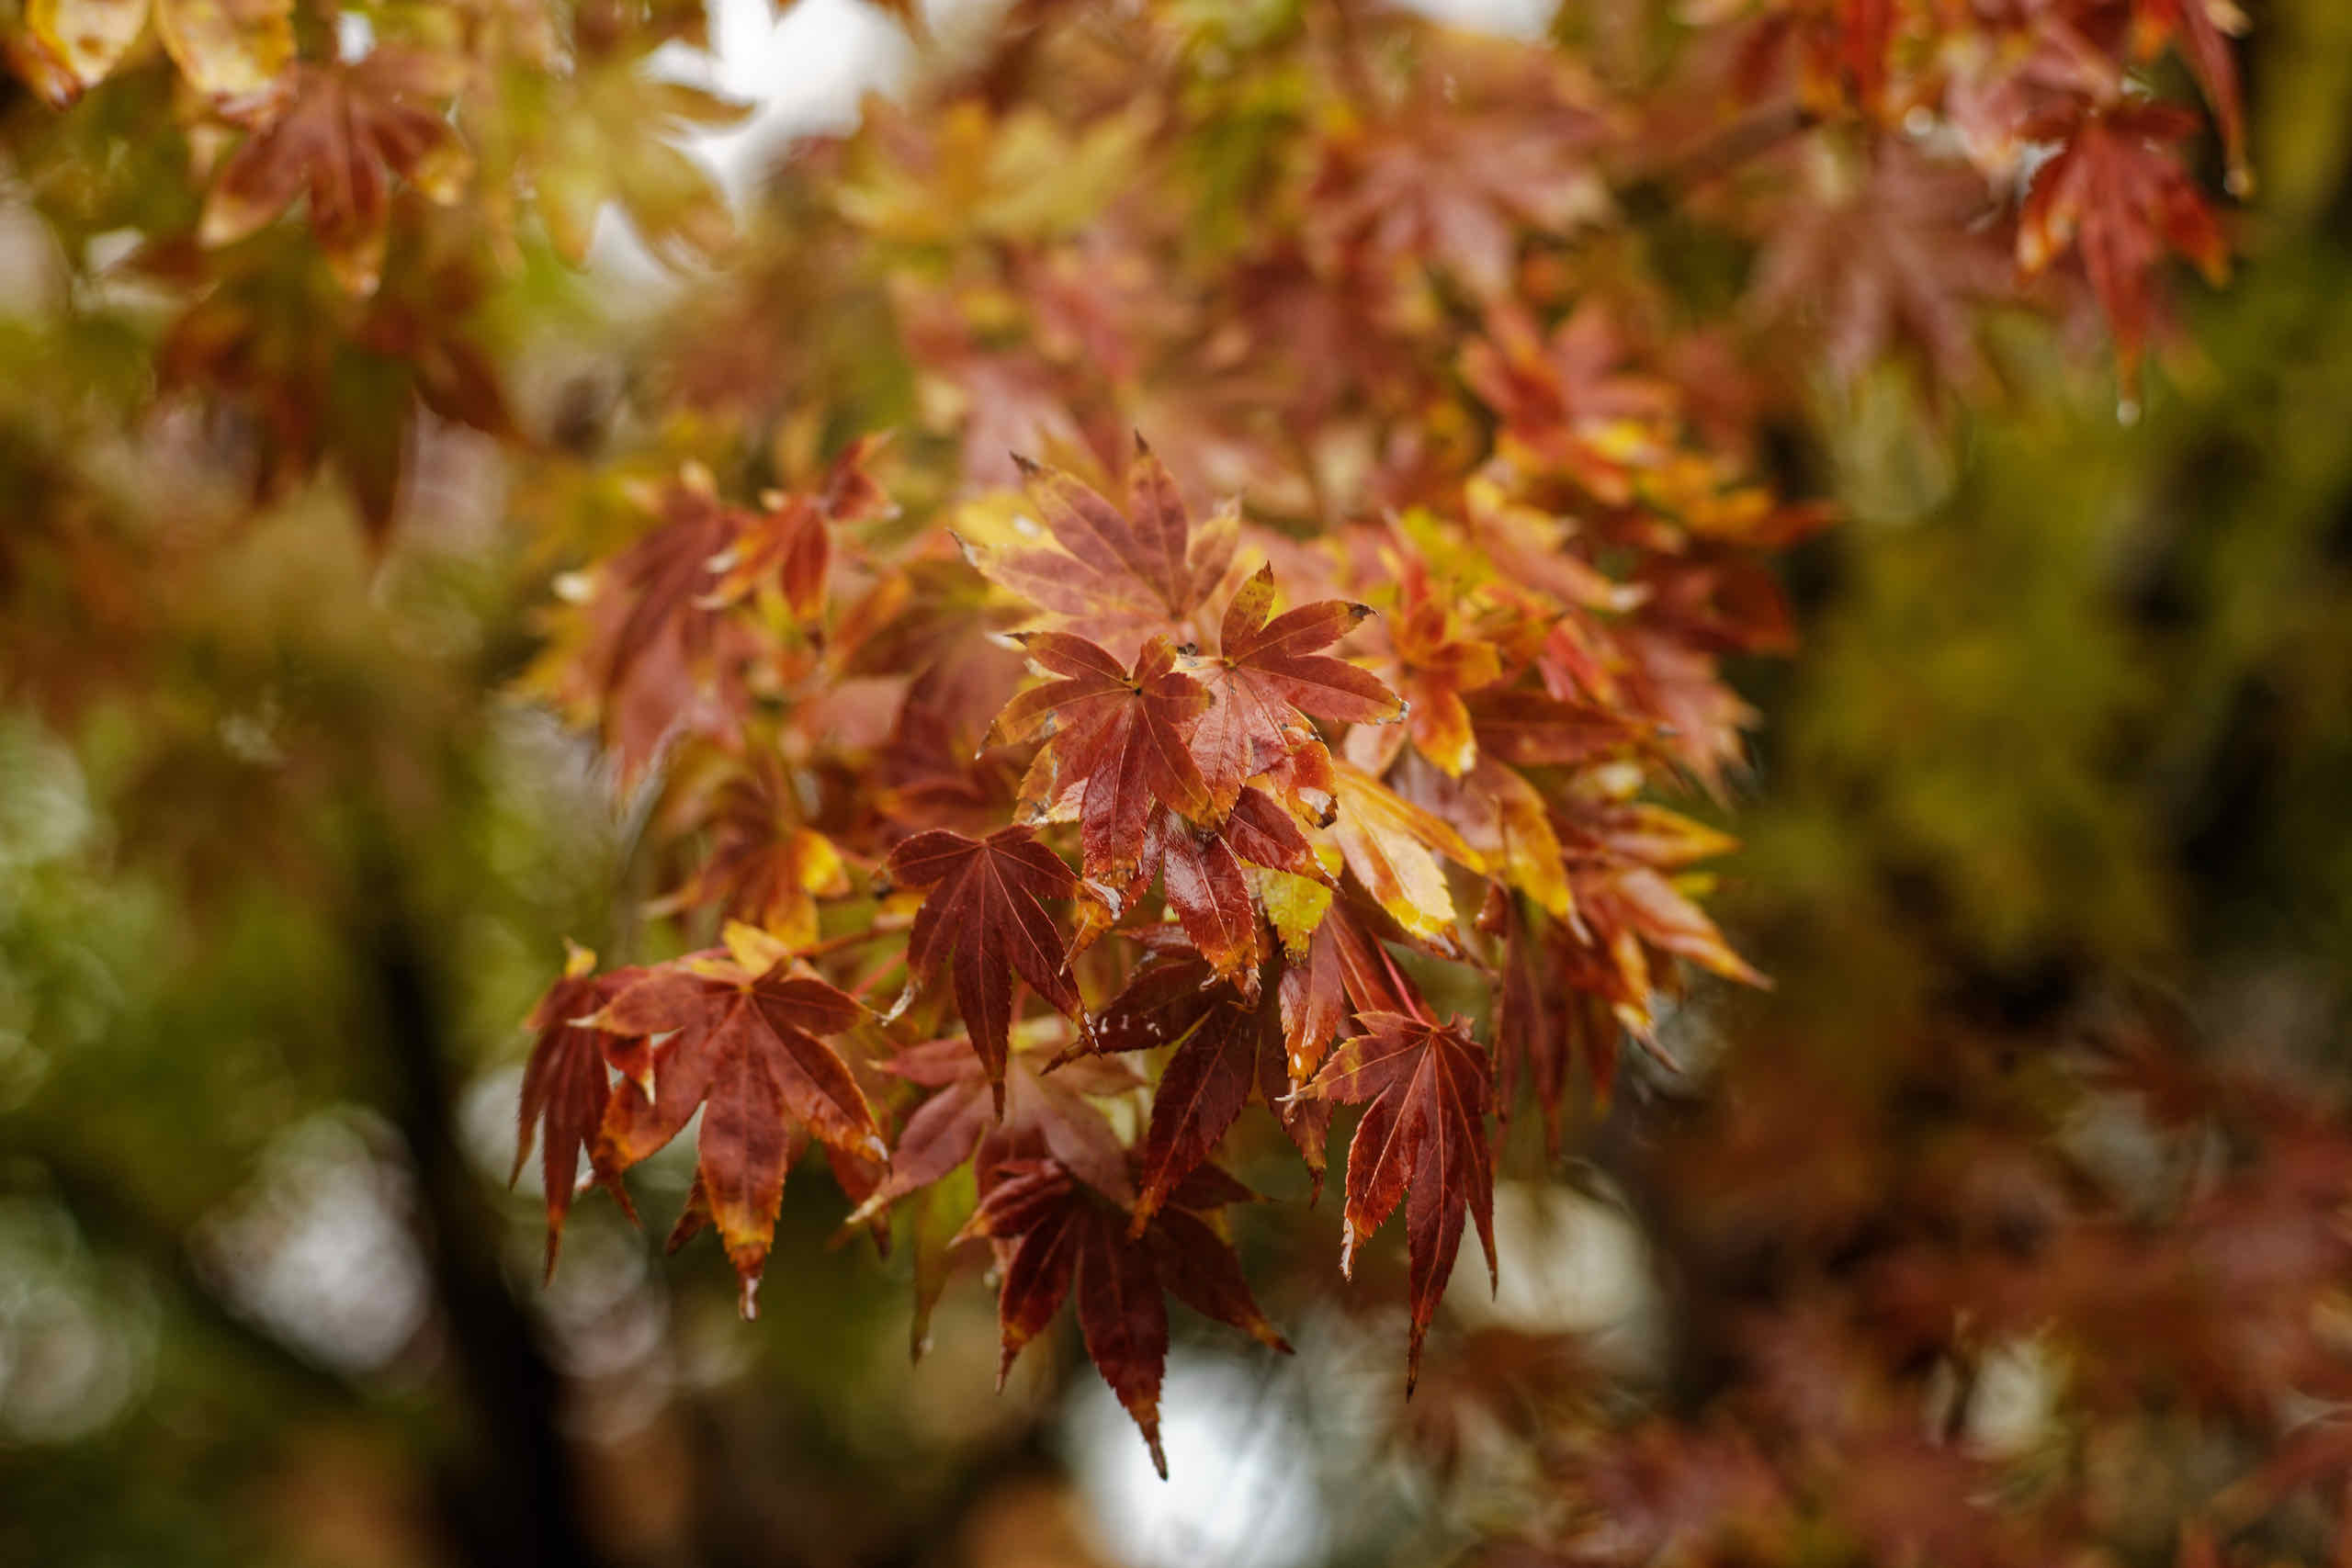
[1701,0,2248,396]
[483,0,2254,1474]
[0,0,2251,1485]
[2,0,741,543]
[523,432,1786,1467]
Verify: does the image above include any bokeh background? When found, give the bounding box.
[6,1,2352,1564]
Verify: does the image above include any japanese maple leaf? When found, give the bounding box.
[703,434,896,620]
[1067,787,1329,994]
[850,1033,1139,1220]
[1461,302,1679,504]
[1495,897,1570,1144]
[842,1032,1144,1360]
[591,937,885,1316]
[1747,143,2018,389]
[1610,628,1754,795]
[1493,897,1624,1154]
[1091,953,1325,1227]
[995,632,1215,886]
[1192,564,1404,815]
[1467,686,1648,772]
[2131,0,2249,192]
[961,1156,1289,1477]
[136,241,508,549]
[880,825,1086,1103]
[1275,896,1410,1084]
[1705,0,1898,118]
[964,438,1238,659]
[553,466,765,780]
[655,753,849,951]
[513,942,648,1280]
[1303,37,1609,299]
[198,49,474,296]
[1295,1010,1497,1392]
[1576,863,1766,992]
[1329,761,1479,945]
[1394,752,1575,925]
[2018,102,2230,396]
[1368,554,1511,778]
[1145,808,1264,991]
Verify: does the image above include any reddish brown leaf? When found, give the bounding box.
[1216,786,1329,883]
[592,948,883,1315]
[2018,103,2231,396]
[2132,0,2248,193]
[881,826,1085,1101]
[996,632,1216,885]
[1747,143,2017,389]
[656,753,849,950]
[558,468,763,782]
[1396,752,1575,925]
[198,50,471,296]
[1295,1010,1495,1391]
[961,1156,1287,1478]
[702,436,892,621]
[1153,813,1264,994]
[1274,895,1408,1083]
[966,439,1238,657]
[1193,565,1402,813]
[852,1033,1136,1219]
[514,942,646,1280]
[1091,956,1285,1228]
[1582,863,1767,988]
[1465,687,1640,769]
[1462,302,1678,503]
[712,494,832,621]
[1493,897,1623,1150]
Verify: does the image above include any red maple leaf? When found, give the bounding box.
[1462,302,1679,504]
[2018,102,2230,396]
[703,434,896,620]
[198,49,471,297]
[1295,1008,1497,1390]
[590,949,886,1315]
[964,438,1239,660]
[652,752,849,949]
[1192,564,1403,815]
[880,825,1087,1103]
[555,467,770,780]
[994,632,1216,885]
[1492,897,1627,1152]
[1274,895,1408,1085]
[1090,953,1325,1227]
[2131,0,2249,193]
[1747,143,2018,388]
[961,1156,1289,1477]
[853,1033,1140,1218]
[1147,808,1264,990]
[514,942,648,1280]
[1078,788,1331,996]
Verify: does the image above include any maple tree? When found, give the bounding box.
[6,0,2328,1553]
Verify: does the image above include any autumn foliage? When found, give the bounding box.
[0,0,2267,1510]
